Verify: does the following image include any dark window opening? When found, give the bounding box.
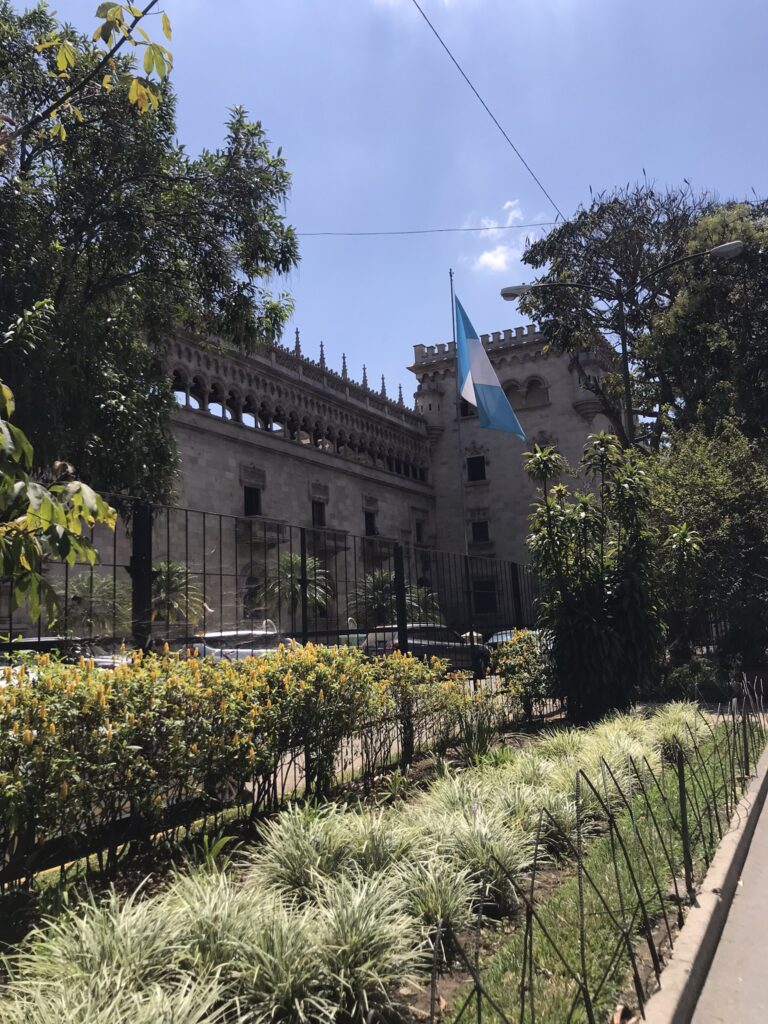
[466,455,486,482]
[460,399,477,418]
[312,500,326,529]
[415,520,425,544]
[471,520,490,544]
[472,578,498,615]
[364,510,378,536]
[244,486,262,517]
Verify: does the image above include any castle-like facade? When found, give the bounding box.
[169,323,611,565]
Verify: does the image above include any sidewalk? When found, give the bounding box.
[692,790,768,1022]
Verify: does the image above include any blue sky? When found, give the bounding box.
[57,0,768,401]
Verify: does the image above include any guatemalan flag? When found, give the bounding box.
[455,296,526,440]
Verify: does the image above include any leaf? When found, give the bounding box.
[143,46,154,75]
[162,12,172,40]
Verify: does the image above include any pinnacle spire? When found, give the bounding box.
[362,364,368,389]
[341,353,348,380]
[380,374,387,398]
[398,383,404,406]
[319,340,326,369]
[294,328,301,357]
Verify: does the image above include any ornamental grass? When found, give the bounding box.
[0,701,714,1023]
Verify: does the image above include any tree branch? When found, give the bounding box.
[14,0,161,143]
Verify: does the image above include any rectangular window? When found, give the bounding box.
[415,519,425,544]
[311,500,326,529]
[466,455,486,482]
[471,520,490,544]
[243,486,262,517]
[364,510,378,537]
[460,399,477,418]
[472,578,498,615]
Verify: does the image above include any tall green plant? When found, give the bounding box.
[151,561,209,628]
[347,569,442,628]
[59,573,132,638]
[525,434,665,722]
[256,552,334,633]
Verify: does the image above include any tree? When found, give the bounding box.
[525,434,665,722]
[0,3,299,501]
[649,421,768,671]
[0,371,115,622]
[517,183,768,448]
[256,553,335,634]
[347,568,442,628]
[1,1,173,163]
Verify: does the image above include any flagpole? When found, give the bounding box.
[450,269,470,558]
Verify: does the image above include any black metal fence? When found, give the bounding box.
[2,498,539,656]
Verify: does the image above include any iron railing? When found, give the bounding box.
[2,497,539,659]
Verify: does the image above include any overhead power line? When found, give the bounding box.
[408,0,565,222]
[297,221,556,238]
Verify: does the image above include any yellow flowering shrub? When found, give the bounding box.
[0,645,461,880]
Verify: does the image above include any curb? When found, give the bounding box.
[643,741,768,1024]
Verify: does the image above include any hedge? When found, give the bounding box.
[0,645,468,884]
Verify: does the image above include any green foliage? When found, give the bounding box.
[1,0,174,159]
[58,572,132,637]
[347,568,443,628]
[0,645,461,875]
[649,421,768,670]
[490,629,554,721]
[151,560,209,628]
[0,376,115,620]
[0,703,726,1024]
[256,552,334,632]
[525,433,665,722]
[0,4,299,500]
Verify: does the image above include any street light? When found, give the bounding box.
[501,240,744,444]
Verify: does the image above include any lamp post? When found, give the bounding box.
[501,240,745,445]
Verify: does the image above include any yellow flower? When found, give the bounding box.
[22,728,34,745]
[48,723,56,736]
[59,780,68,799]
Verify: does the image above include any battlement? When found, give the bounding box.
[412,324,541,364]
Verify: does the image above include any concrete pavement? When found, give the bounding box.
[692,789,768,1022]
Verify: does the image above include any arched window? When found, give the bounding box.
[523,377,550,408]
[189,375,207,411]
[172,369,188,407]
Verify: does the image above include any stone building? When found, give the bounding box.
[410,325,612,564]
[158,323,610,635]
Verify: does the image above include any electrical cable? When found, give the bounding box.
[297,220,556,238]
[408,0,565,221]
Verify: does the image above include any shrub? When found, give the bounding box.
[490,630,555,721]
[0,646,460,882]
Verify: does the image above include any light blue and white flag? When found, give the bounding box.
[455,296,526,440]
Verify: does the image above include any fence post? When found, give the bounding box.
[677,747,695,902]
[299,527,309,645]
[393,544,413,768]
[393,544,409,654]
[511,563,524,627]
[463,554,478,687]
[130,501,153,650]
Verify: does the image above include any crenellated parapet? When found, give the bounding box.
[169,331,430,484]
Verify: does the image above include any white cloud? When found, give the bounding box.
[471,198,528,272]
[474,244,522,273]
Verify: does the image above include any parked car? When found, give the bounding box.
[362,623,491,676]
[190,630,299,661]
[486,629,517,650]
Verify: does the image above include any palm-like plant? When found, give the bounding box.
[151,561,209,628]
[347,569,442,628]
[57,573,132,638]
[256,552,334,632]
